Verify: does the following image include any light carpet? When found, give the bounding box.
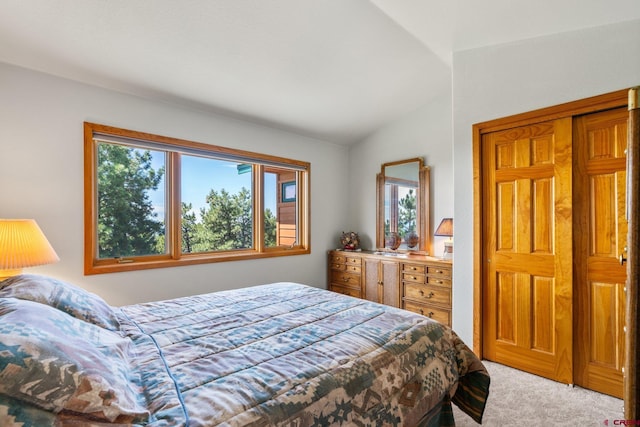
[453,360,624,426]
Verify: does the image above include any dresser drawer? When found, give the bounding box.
[331,255,346,264]
[344,264,362,274]
[403,301,451,325]
[403,263,425,274]
[330,255,361,272]
[404,283,451,306]
[330,270,361,287]
[402,272,426,284]
[345,256,362,266]
[427,265,451,278]
[427,276,451,287]
[330,262,345,271]
[330,284,362,298]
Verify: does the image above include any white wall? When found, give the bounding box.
[0,62,349,306]
[452,19,640,344]
[347,84,454,255]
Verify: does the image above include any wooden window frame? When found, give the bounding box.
[84,122,310,275]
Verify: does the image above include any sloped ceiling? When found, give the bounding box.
[1,0,639,144]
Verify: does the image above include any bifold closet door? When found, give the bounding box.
[574,107,628,398]
[482,117,573,384]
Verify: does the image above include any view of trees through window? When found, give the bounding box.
[383,185,417,239]
[397,188,417,237]
[97,143,280,259]
[86,121,309,274]
[97,144,165,258]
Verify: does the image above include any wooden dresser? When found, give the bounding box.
[328,249,452,326]
[328,251,363,298]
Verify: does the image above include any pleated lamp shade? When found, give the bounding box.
[0,219,59,280]
[434,218,453,237]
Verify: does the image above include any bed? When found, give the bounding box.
[0,274,489,426]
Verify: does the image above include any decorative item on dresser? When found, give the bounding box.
[384,231,401,251]
[328,249,452,326]
[405,229,419,249]
[339,231,360,250]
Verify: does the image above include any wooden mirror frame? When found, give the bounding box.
[376,157,431,254]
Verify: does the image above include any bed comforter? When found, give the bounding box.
[0,276,489,426]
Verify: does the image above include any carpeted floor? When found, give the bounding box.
[452,360,624,426]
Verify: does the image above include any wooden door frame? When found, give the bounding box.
[626,87,640,418]
[472,89,631,368]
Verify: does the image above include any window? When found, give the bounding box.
[84,122,310,274]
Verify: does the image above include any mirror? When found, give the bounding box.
[376,157,430,254]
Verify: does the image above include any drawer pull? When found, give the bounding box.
[433,280,443,284]
[418,290,434,298]
[418,309,436,317]
[434,270,443,274]
[342,277,349,282]
[411,266,418,271]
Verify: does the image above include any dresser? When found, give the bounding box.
[327,250,452,326]
[328,251,363,298]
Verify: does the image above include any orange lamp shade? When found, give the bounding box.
[0,219,59,280]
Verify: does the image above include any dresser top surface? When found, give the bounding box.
[329,249,452,265]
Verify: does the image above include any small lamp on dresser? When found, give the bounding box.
[434,218,453,259]
[0,219,59,281]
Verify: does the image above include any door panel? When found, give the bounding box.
[574,107,627,398]
[483,117,573,383]
[381,260,400,307]
[364,259,400,307]
[364,259,380,303]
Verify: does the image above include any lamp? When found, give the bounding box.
[0,219,59,280]
[434,218,453,259]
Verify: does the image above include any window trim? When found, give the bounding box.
[84,122,310,275]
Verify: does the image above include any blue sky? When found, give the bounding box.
[149,151,276,220]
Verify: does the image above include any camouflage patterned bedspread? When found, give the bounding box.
[0,279,489,426]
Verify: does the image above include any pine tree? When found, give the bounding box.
[398,188,417,236]
[200,188,252,250]
[264,208,277,247]
[97,144,164,258]
[181,202,198,253]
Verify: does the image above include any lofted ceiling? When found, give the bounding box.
[1,0,639,144]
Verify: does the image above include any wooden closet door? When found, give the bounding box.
[482,117,573,383]
[574,108,628,398]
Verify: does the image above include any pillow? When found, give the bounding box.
[0,297,148,423]
[0,274,120,331]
